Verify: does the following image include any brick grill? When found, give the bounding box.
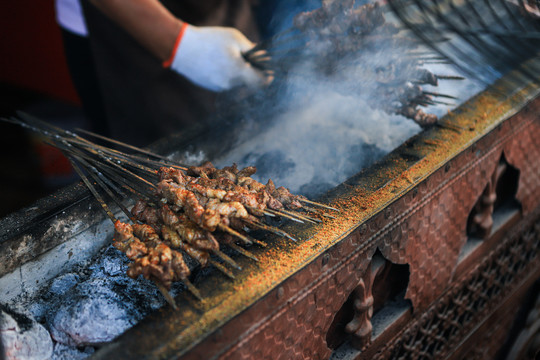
[1,61,540,360]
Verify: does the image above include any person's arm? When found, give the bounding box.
[89,0,182,62]
[88,0,267,91]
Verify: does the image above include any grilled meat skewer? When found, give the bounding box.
[113,220,191,291]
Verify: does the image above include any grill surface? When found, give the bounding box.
[88,57,539,358]
[1,21,540,360]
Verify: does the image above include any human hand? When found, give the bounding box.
[167,24,269,92]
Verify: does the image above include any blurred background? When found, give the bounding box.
[0,1,88,217]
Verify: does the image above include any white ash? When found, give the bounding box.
[3,243,188,359]
[47,278,135,347]
[24,274,82,324]
[52,343,94,360]
[0,306,53,360]
[43,245,171,348]
[48,273,81,296]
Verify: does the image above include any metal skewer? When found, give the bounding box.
[183,278,203,302]
[208,259,236,280]
[156,283,179,310]
[75,127,188,170]
[246,220,297,242]
[422,91,458,100]
[436,75,466,81]
[213,249,242,270]
[279,208,321,224]
[228,243,259,262]
[298,198,340,212]
[69,158,118,224]
[264,208,305,223]
[217,224,253,245]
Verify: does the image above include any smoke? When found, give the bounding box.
[211,1,485,198]
[420,62,485,118]
[215,84,420,196]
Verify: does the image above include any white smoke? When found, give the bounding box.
[212,1,485,197]
[215,81,421,195]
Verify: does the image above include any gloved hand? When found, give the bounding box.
[165,23,268,92]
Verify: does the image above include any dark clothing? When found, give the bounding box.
[80,0,260,147]
[60,29,110,137]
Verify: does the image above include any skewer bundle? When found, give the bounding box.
[4,113,337,307]
[387,0,540,85]
[241,0,464,128]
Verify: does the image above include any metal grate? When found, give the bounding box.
[387,0,540,84]
[374,217,540,359]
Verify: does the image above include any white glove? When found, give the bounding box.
[168,24,267,92]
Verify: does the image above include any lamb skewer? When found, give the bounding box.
[5,115,336,304]
[69,161,196,307]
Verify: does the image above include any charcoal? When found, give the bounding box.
[88,246,129,277]
[299,181,334,198]
[28,301,48,323]
[241,150,295,181]
[46,278,136,347]
[51,343,93,360]
[49,273,80,296]
[0,306,53,360]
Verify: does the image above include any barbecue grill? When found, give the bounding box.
[2,1,540,359]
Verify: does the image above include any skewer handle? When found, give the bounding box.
[298,198,340,212]
[209,259,236,280]
[69,158,118,224]
[156,283,178,310]
[183,278,203,301]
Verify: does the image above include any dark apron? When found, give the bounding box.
[81,0,260,147]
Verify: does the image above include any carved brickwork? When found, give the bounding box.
[179,94,540,360]
[220,232,377,360]
[378,112,539,311]
[453,304,519,360]
[468,158,509,239]
[345,273,375,350]
[377,148,499,310]
[344,258,389,350]
[505,108,540,214]
[373,216,540,359]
